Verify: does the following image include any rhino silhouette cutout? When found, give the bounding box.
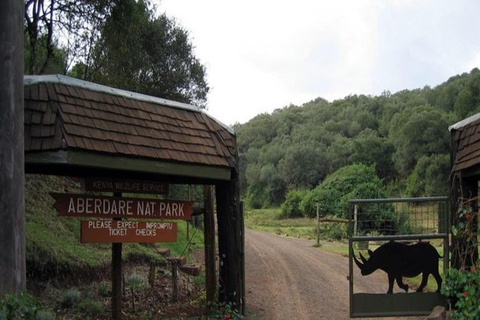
[353,241,442,294]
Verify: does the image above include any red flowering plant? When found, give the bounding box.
[441,195,480,320]
[442,262,480,319]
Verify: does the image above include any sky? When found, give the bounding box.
[157,0,480,126]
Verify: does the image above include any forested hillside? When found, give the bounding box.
[235,68,480,210]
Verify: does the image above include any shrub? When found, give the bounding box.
[61,288,81,308]
[0,292,40,320]
[75,299,104,315]
[208,301,243,319]
[97,281,111,297]
[281,189,308,218]
[442,261,480,320]
[35,310,55,320]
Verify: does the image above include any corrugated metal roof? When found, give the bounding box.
[24,75,237,169]
[451,113,480,173]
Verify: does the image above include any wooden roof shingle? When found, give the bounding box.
[24,75,237,171]
[450,113,480,173]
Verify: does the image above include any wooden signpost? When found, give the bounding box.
[51,178,193,320]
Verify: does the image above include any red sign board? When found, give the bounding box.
[85,178,168,195]
[81,220,177,243]
[51,193,193,221]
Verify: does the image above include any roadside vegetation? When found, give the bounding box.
[19,174,206,320]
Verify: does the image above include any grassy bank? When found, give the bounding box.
[20,174,206,319]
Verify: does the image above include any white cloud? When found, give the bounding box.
[157,0,480,125]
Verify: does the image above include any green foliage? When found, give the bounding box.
[0,292,43,320]
[323,223,348,241]
[442,262,480,320]
[301,164,387,219]
[89,0,209,107]
[281,189,308,218]
[237,69,480,206]
[75,299,105,315]
[97,281,111,297]
[127,273,147,290]
[35,310,55,320]
[208,301,243,320]
[24,0,114,75]
[61,289,81,308]
[406,154,450,196]
[441,195,479,319]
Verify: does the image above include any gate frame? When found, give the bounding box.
[348,196,449,318]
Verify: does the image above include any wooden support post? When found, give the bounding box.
[0,0,25,295]
[171,261,178,302]
[216,170,243,312]
[316,203,320,246]
[204,185,216,304]
[240,200,246,315]
[112,193,122,320]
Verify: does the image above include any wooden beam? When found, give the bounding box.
[0,0,25,294]
[25,150,232,181]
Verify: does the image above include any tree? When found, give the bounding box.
[350,129,395,180]
[24,0,113,75]
[88,0,209,107]
[389,106,451,177]
[279,143,327,190]
[405,154,450,197]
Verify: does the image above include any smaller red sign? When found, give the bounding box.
[85,178,168,195]
[81,220,177,243]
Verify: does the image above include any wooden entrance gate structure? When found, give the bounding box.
[23,75,244,317]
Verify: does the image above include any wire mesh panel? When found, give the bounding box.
[348,197,449,318]
[350,197,448,238]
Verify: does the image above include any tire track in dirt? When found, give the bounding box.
[244,229,423,320]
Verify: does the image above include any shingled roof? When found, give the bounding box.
[450,113,480,173]
[24,75,237,181]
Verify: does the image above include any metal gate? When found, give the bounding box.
[348,197,449,318]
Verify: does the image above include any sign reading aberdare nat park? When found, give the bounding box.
[50,193,193,221]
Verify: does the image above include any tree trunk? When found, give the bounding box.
[0,0,26,294]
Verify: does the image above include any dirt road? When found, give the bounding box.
[244,229,423,320]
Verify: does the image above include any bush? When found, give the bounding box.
[323,223,348,241]
[75,299,104,315]
[61,288,81,308]
[0,292,40,320]
[301,164,387,219]
[442,261,480,320]
[281,189,308,218]
[35,310,55,320]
